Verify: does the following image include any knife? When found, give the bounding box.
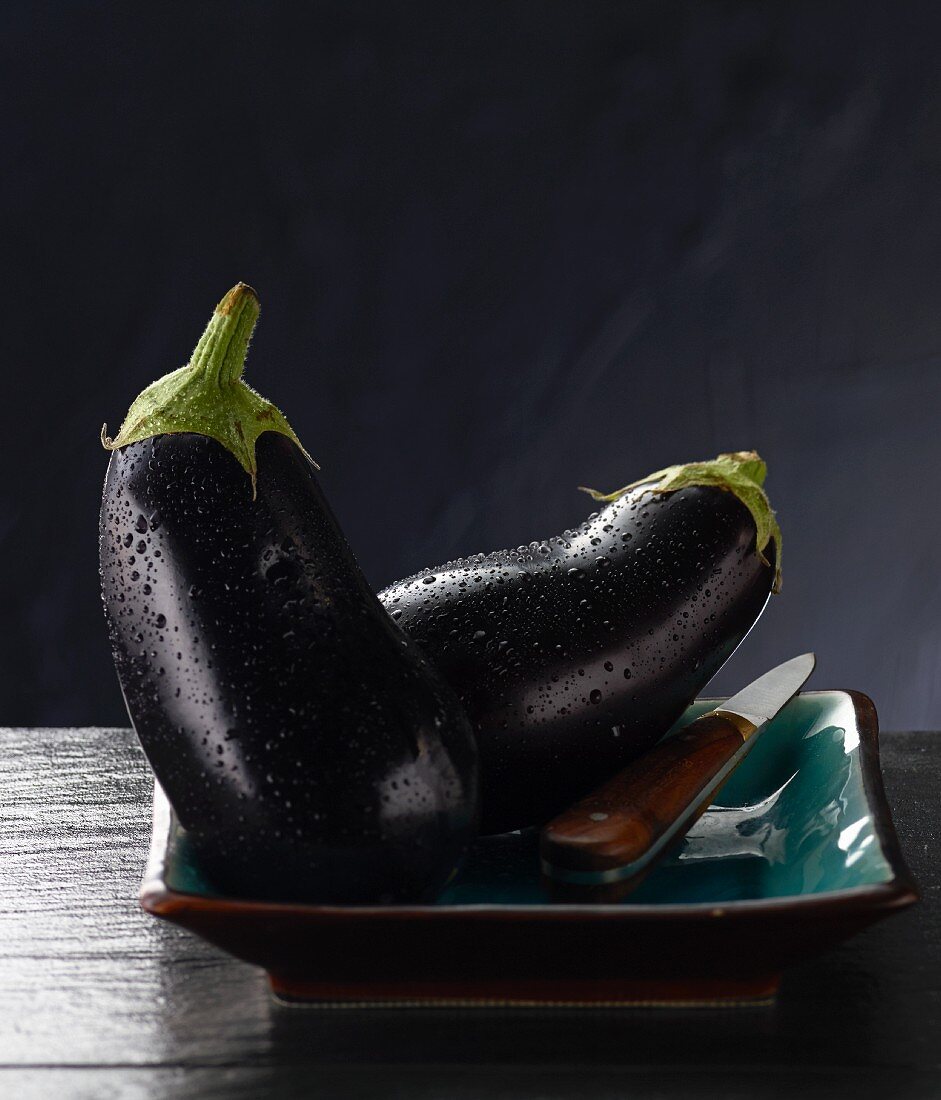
[540,653,816,901]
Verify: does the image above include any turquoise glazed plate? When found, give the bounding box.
[141,691,917,1006]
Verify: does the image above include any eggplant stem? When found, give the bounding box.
[579,451,782,593]
[99,283,317,488]
[189,283,260,388]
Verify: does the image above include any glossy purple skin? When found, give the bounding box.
[100,432,477,903]
[381,485,775,834]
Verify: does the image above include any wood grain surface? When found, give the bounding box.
[0,727,938,1098]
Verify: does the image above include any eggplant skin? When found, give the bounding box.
[100,432,477,903]
[380,484,774,835]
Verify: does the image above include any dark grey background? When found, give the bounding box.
[3,2,940,728]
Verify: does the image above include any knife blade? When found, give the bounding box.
[540,652,816,901]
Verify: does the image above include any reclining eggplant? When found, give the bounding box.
[99,284,478,903]
[381,452,780,835]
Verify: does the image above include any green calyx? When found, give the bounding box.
[580,450,782,592]
[101,283,314,495]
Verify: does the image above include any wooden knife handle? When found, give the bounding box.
[540,711,756,900]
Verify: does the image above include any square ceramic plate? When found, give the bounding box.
[141,690,917,1006]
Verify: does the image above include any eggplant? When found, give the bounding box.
[380,453,780,835]
[99,284,477,903]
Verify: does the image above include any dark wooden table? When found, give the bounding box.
[1,727,938,1098]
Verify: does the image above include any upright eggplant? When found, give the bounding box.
[100,284,477,903]
[380,453,780,834]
